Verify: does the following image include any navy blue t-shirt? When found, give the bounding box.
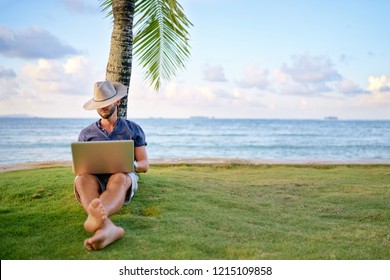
[78,118,147,147]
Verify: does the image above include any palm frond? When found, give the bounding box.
[133,0,192,90]
[99,0,113,18]
[99,0,192,91]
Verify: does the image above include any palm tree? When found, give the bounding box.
[100,0,192,118]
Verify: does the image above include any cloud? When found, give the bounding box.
[274,53,342,95]
[379,86,390,92]
[202,64,227,82]
[282,53,342,84]
[61,0,98,14]
[19,56,100,97]
[337,79,369,95]
[0,78,19,100]
[0,66,16,79]
[0,55,105,117]
[0,25,80,59]
[0,66,18,100]
[338,75,390,118]
[128,69,266,118]
[236,64,269,90]
[368,75,390,92]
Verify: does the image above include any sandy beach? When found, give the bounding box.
[1,158,390,173]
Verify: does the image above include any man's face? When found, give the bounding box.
[97,103,116,119]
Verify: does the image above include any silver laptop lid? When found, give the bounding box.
[71,140,134,175]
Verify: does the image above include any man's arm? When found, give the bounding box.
[134,146,149,173]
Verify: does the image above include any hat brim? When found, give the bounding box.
[83,82,128,110]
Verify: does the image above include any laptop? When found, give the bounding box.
[71,140,134,175]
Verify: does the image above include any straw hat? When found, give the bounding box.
[83,80,128,110]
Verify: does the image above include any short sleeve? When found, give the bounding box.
[123,119,147,147]
[133,124,147,147]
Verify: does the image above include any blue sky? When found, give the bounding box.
[1,0,390,119]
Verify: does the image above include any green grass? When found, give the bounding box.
[0,164,389,259]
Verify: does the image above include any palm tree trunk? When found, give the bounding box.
[106,0,135,118]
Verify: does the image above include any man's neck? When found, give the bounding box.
[100,115,118,133]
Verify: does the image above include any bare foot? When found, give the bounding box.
[84,198,107,233]
[84,219,125,250]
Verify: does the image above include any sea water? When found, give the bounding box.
[0,117,389,164]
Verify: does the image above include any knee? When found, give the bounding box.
[110,173,132,187]
[75,174,98,192]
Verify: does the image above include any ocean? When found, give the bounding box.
[1,117,389,165]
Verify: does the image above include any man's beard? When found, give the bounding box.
[98,104,116,119]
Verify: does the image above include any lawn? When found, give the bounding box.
[0,163,389,259]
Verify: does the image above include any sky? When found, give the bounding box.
[1,0,390,119]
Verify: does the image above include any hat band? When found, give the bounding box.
[93,92,117,103]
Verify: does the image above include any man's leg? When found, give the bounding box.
[74,174,101,212]
[83,173,132,250]
[99,173,132,216]
[75,174,107,232]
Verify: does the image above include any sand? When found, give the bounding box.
[1,158,389,173]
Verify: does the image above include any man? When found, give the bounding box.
[75,80,149,250]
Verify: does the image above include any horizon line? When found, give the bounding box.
[1,114,390,121]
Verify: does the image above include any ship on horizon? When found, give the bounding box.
[324,116,338,120]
